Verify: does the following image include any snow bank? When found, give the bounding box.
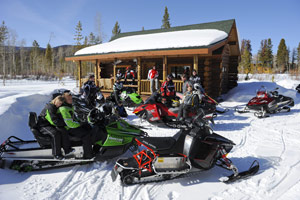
[75,29,228,55]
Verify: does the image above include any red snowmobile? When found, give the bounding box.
[236,86,294,118]
[133,92,216,128]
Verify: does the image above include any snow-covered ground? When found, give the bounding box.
[0,77,300,200]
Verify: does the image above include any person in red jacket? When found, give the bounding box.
[161,74,176,107]
[124,66,135,84]
[148,66,159,93]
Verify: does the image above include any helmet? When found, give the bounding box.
[194,83,201,91]
[101,103,113,116]
[114,82,123,90]
[88,108,104,124]
[172,99,180,107]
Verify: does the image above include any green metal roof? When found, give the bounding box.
[110,19,235,41]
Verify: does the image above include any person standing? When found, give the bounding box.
[181,74,188,94]
[124,66,136,84]
[148,66,159,93]
[190,69,204,93]
[189,69,201,85]
[112,77,124,105]
[116,69,123,80]
[161,74,176,107]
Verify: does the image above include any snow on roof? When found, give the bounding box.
[74,29,228,56]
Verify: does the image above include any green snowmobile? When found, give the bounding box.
[0,106,147,171]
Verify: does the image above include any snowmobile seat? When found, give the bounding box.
[137,137,176,151]
[28,112,52,148]
[29,112,82,148]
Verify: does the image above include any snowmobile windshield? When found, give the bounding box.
[256,91,267,98]
[145,91,160,104]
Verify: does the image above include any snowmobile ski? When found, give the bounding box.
[220,160,260,183]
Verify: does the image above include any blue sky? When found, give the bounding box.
[0,0,299,54]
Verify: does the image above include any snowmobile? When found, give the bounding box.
[0,107,147,172]
[133,91,217,128]
[236,86,294,118]
[107,87,143,108]
[296,84,300,93]
[111,110,259,185]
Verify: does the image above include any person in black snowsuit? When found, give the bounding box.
[161,74,176,107]
[124,67,136,84]
[80,74,96,94]
[113,78,124,105]
[38,95,73,160]
[177,82,200,120]
[116,69,123,80]
[189,69,201,85]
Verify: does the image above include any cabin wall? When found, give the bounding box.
[228,56,239,89]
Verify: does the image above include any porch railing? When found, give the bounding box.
[92,78,183,94]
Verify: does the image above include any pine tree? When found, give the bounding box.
[297,42,300,71]
[111,21,121,39]
[30,40,40,75]
[239,39,252,74]
[276,38,288,72]
[142,26,145,31]
[286,47,290,72]
[0,21,8,85]
[258,39,267,67]
[74,21,83,50]
[45,43,53,73]
[88,32,96,45]
[291,48,296,70]
[266,38,273,68]
[83,36,88,47]
[161,6,171,29]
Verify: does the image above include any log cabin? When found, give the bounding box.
[65,19,240,98]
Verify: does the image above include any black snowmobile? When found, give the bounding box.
[236,86,294,118]
[296,84,300,93]
[111,110,259,185]
[0,104,147,172]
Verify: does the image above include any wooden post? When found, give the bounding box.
[193,55,198,72]
[94,60,99,87]
[78,60,82,89]
[113,60,117,84]
[137,57,141,94]
[97,60,101,85]
[163,56,167,81]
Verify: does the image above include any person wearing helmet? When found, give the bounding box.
[113,77,124,105]
[193,82,205,100]
[161,74,176,107]
[177,81,199,121]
